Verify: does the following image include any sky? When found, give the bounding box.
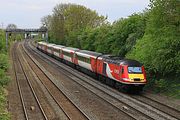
[0,0,150,29]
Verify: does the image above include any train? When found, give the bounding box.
[37,41,147,93]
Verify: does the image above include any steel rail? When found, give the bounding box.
[17,44,49,120]
[22,41,90,120]
[19,44,72,120]
[12,43,29,120]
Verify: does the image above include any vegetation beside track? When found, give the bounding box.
[0,29,10,120]
[41,0,180,98]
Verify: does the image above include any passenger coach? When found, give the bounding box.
[52,45,65,59]
[75,50,102,72]
[37,41,147,92]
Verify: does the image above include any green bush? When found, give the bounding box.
[0,86,10,120]
[0,69,10,86]
[0,30,10,119]
[0,54,9,71]
[154,79,168,92]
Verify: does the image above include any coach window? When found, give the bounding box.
[64,51,70,57]
[87,58,90,63]
[79,56,84,62]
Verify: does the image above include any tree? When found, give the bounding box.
[107,13,146,56]
[41,3,107,46]
[6,24,17,30]
[127,0,180,79]
[6,24,18,41]
[41,15,52,29]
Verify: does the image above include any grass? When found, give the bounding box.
[145,77,180,99]
[0,29,11,119]
[0,55,10,119]
[162,79,180,99]
[0,86,10,120]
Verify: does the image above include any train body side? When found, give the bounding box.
[52,45,65,59]
[97,55,147,85]
[61,47,79,63]
[75,50,102,73]
[47,44,56,54]
[37,41,147,92]
[37,41,47,52]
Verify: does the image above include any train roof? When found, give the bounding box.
[47,43,56,47]
[55,45,65,47]
[101,55,142,66]
[62,47,79,52]
[53,45,65,49]
[76,50,102,57]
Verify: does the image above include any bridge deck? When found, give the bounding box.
[6,28,47,33]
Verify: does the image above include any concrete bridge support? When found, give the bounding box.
[25,33,27,39]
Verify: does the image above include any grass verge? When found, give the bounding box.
[0,53,11,119]
[145,77,180,99]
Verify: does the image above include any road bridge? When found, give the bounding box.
[5,28,48,48]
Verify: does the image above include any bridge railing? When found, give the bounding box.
[5,28,48,48]
[5,28,47,33]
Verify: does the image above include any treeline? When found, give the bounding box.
[0,29,10,119]
[41,0,179,94]
[0,24,24,119]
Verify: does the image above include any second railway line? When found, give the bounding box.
[23,39,180,120]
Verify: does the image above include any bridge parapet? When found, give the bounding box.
[6,28,47,33]
[5,28,48,48]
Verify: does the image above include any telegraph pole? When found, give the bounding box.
[6,32,8,49]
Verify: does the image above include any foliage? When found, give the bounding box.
[127,0,180,78]
[41,3,107,46]
[0,69,10,86]
[0,86,10,120]
[0,54,9,70]
[127,0,180,96]
[6,24,17,30]
[77,13,146,56]
[0,29,10,119]
[109,13,146,56]
[0,29,6,52]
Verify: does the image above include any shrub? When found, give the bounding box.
[0,54,9,71]
[0,69,10,86]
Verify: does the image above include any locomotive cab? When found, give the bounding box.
[119,60,147,92]
[121,65,147,84]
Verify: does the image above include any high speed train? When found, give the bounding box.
[37,41,147,92]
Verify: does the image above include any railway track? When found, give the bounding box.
[25,41,152,120]
[25,41,135,119]
[12,42,48,120]
[27,39,179,120]
[131,94,180,119]
[20,42,90,120]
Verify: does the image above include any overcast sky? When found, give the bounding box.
[0,0,150,28]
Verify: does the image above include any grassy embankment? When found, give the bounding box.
[0,29,10,120]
